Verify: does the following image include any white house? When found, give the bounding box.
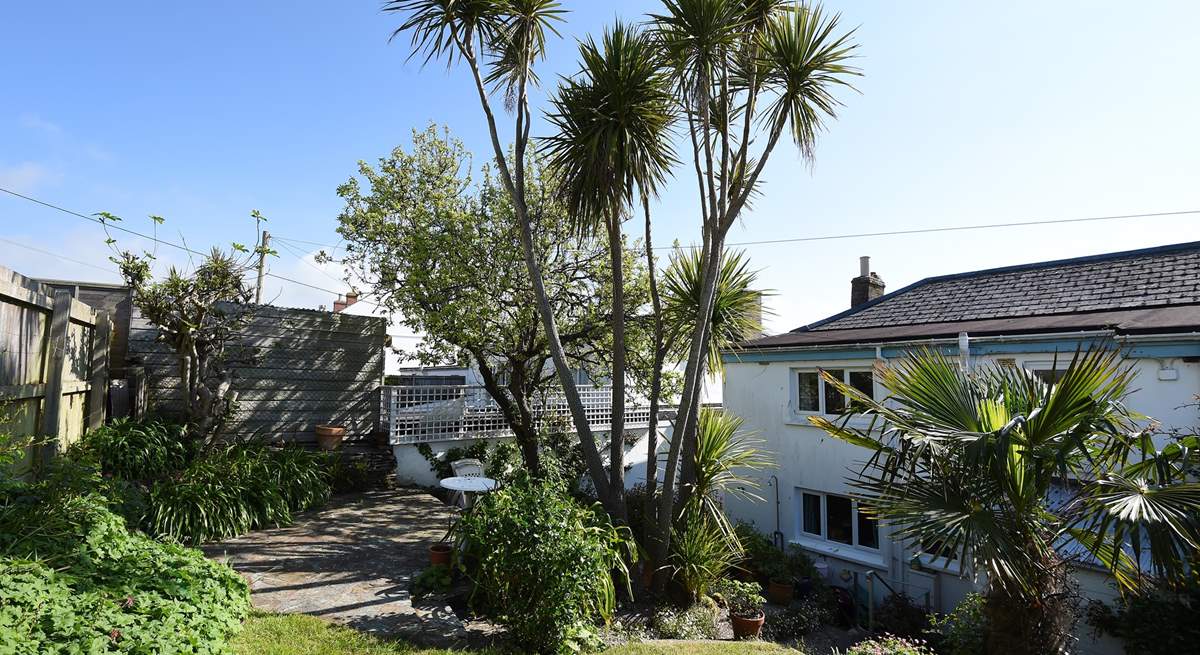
[720,242,1200,655]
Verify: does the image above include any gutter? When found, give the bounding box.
[725,329,1119,357]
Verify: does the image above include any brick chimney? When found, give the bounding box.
[332,291,360,314]
[851,256,885,308]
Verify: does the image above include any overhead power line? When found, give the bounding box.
[0,186,349,297]
[0,236,118,275]
[270,208,1200,253]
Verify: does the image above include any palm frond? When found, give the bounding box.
[662,248,768,373]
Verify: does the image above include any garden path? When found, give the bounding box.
[204,488,498,648]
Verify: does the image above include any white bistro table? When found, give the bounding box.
[439,476,498,508]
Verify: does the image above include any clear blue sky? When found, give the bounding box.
[3,1,1199,334]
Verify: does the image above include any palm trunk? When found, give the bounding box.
[642,194,665,558]
[607,213,628,521]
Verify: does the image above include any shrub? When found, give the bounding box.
[411,566,453,599]
[456,473,634,654]
[927,593,986,655]
[144,443,330,544]
[416,441,490,480]
[650,598,719,640]
[1084,574,1200,655]
[713,577,765,618]
[873,593,929,639]
[671,516,736,602]
[0,488,250,654]
[762,588,836,642]
[73,417,191,481]
[845,634,936,655]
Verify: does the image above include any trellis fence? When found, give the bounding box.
[0,266,110,465]
[382,383,654,444]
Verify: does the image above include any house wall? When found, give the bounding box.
[721,336,1200,655]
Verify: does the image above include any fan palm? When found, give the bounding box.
[543,21,676,505]
[811,348,1200,654]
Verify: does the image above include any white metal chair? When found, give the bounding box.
[450,458,485,478]
[448,458,485,509]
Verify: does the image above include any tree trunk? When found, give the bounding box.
[452,32,615,512]
[607,213,628,521]
[983,553,1078,655]
[642,194,665,562]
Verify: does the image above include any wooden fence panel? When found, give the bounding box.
[0,266,108,467]
[128,305,385,445]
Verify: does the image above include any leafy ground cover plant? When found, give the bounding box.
[456,473,634,654]
[0,482,250,653]
[650,599,720,641]
[844,635,936,655]
[761,589,837,643]
[411,566,453,600]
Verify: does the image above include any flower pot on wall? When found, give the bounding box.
[768,579,794,605]
[429,543,453,568]
[731,611,765,639]
[316,425,346,451]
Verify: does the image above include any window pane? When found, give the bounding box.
[802,493,822,536]
[798,372,819,412]
[1034,369,1065,385]
[823,369,845,414]
[848,371,874,412]
[826,495,853,544]
[857,510,879,549]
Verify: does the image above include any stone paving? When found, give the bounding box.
[204,488,497,648]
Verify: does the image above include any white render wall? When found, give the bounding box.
[722,347,1200,655]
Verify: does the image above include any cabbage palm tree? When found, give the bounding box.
[662,247,764,375]
[811,348,1200,655]
[648,0,859,576]
[542,21,676,518]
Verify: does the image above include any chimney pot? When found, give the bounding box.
[859,256,870,277]
[345,291,359,307]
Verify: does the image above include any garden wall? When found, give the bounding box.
[128,304,387,447]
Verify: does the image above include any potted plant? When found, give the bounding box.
[719,579,767,639]
[315,424,346,451]
[763,559,794,605]
[429,533,453,568]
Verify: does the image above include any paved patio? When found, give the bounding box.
[204,488,497,648]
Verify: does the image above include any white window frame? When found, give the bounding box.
[796,489,879,551]
[788,366,877,420]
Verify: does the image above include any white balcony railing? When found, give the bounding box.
[381,384,656,444]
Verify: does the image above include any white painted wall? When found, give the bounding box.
[722,346,1200,655]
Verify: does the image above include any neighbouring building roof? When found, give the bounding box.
[742,240,1200,349]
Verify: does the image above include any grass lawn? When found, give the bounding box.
[233,613,805,655]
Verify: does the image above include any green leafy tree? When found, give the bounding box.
[333,126,649,475]
[384,0,630,514]
[101,212,274,443]
[811,348,1200,655]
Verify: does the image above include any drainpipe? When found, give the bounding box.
[958,332,971,371]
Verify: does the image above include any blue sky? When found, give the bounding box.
[3,1,1199,334]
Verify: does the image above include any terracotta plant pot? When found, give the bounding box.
[315,425,346,451]
[768,579,794,605]
[429,543,453,568]
[730,611,765,639]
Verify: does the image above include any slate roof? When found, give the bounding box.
[742,241,1200,349]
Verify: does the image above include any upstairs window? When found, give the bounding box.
[795,368,876,415]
